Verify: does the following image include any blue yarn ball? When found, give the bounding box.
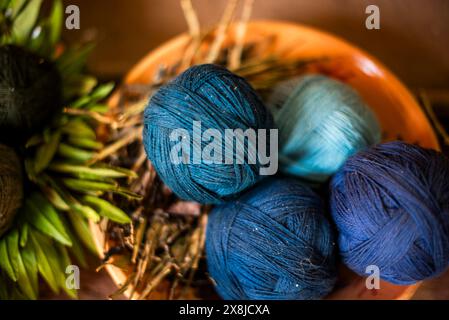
[331,141,449,284]
[267,74,381,183]
[143,64,274,204]
[206,178,337,300]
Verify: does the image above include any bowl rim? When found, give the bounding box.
[92,19,439,300]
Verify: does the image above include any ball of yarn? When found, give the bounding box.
[267,74,381,183]
[0,45,62,142]
[206,178,337,299]
[0,144,23,237]
[330,141,449,284]
[143,64,274,204]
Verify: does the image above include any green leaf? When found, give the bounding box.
[0,0,11,10]
[61,119,96,139]
[63,75,97,99]
[88,104,109,114]
[57,143,95,163]
[71,202,100,222]
[20,223,28,247]
[57,243,72,277]
[24,196,72,246]
[67,210,97,254]
[32,193,72,244]
[71,96,91,108]
[16,246,37,299]
[0,238,17,281]
[63,178,142,199]
[49,163,136,180]
[34,130,61,173]
[82,195,131,224]
[12,0,43,45]
[21,242,39,298]
[24,158,37,182]
[56,243,78,299]
[41,185,70,211]
[10,286,28,299]
[67,137,103,150]
[90,82,115,101]
[94,163,139,178]
[70,82,115,108]
[25,134,43,148]
[47,0,62,48]
[8,0,26,17]
[62,218,87,268]
[57,43,95,76]
[62,178,116,192]
[27,24,46,54]
[38,175,98,222]
[6,229,20,280]
[28,230,59,293]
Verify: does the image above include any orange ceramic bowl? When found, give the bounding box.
[91,20,439,300]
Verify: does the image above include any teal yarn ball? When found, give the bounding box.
[206,178,337,300]
[267,75,381,183]
[143,64,274,204]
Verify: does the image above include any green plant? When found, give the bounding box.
[0,0,139,299]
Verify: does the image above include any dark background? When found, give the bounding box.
[54,0,449,300]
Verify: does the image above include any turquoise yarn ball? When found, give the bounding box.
[143,64,274,204]
[267,75,381,183]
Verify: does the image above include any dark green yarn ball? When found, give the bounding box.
[0,45,62,142]
[0,144,23,237]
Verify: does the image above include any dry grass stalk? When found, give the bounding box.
[180,0,201,69]
[205,0,239,63]
[228,0,254,70]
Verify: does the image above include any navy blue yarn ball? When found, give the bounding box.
[331,141,449,284]
[206,178,337,300]
[143,64,274,204]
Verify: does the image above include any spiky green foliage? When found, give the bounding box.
[0,0,137,299]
